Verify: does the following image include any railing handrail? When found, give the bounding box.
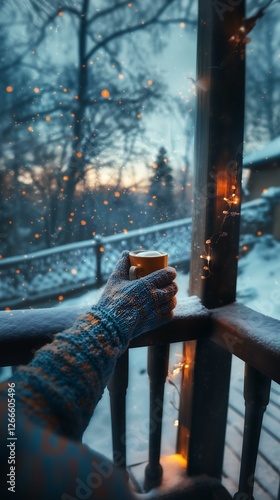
[1,299,280,384]
[0,218,191,268]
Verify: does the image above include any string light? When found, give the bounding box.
[200,175,240,280]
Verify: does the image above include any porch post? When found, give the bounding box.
[177,0,246,479]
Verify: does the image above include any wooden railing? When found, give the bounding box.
[0,299,279,499]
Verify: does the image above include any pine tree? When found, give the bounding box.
[149,147,174,224]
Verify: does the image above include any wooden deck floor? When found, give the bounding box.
[222,356,280,499]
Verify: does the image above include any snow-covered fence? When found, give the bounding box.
[0,218,192,308]
[0,188,279,309]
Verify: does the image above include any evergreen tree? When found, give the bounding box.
[149,147,174,224]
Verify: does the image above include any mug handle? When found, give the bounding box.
[129,266,138,280]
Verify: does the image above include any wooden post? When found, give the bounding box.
[177,0,246,479]
[189,0,245,307]
[94,234,103,286]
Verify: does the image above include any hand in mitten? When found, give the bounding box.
[92,251,177,343]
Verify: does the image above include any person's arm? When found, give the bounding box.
[0,251,177,440]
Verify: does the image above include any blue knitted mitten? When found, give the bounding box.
[2,251,177,439]
[92,251,177,343]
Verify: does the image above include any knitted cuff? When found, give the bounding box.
[90,305,132,347]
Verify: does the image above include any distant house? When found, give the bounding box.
[243,136,280,200]
[243,137,280,240]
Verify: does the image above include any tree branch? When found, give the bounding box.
[87,0,131,25]
[85,0,179,61]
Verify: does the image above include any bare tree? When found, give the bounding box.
[0,0,197,246]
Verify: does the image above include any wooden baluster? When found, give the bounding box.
[234,364,271,500]
[144,344,170,491]
[94,234,104,286]
[107,350,129,470]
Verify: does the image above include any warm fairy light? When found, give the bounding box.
[46,116,51,121]
[28,126,33,132]
[118,74,124,79]
[123,229,128,233]
[200,173,240,280]
[58,11,63,16]
[99,247,105,252]
[63,176,69,181]
[243,245,248,251]
[76,151,83,158]
[16,270,20,274]
[101,89,110,98]
[180,22,185,28]
[114,191,121,197]
[169,361,185,377]
[80,220,87,226]
[5,307,11,311]
[71,269,77,275]
[63,88,68,93]
[34,87,40,93]
[137,113,142,119]
[257,231,262,236]
[34,234,40,238]
[58,295,64,301]
[104,200,109,205]
[147,79,153,86]
[223,210,239,217]
[6,86,13,92]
